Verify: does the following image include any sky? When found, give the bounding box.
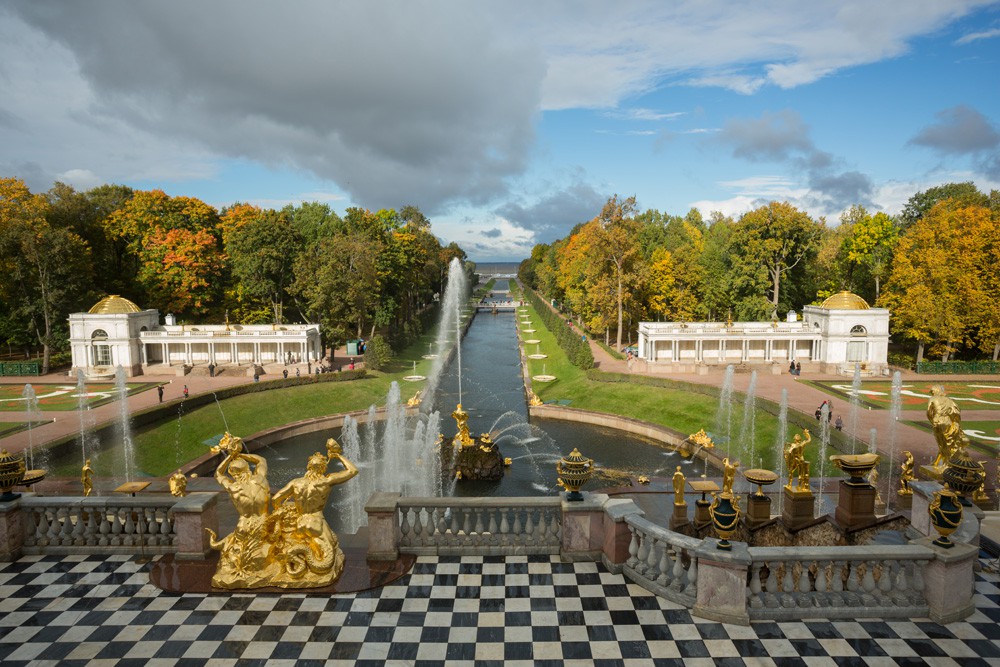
[2,1,999,262]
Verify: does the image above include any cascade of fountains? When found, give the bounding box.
[886,371,903,510]
[21,384,41,470]
[775,388,789,515]
[115,366,136,484]
[340,415,364,532]
[817,402,831,514]
[847,364,863,452]
[868,427,878,455]
[714,365,736,457]
[736,370,758,473]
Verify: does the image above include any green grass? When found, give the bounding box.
[0,421,49,438]
[902,419,999,457]
[0,382,159,411]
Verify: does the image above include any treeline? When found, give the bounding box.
[0,177,469,372]
[519,183,1000,362]
[523,289,594,369]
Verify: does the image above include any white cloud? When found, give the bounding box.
[955,27,1000,44]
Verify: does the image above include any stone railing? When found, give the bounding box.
[745,546,930,621]
[0,493,218,561]
[366,491,979,625]
[623,515,700,608]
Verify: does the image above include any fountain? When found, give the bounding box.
[403,360,426,382]
[817,401,831,515]
[115,366,137,484]
[532,363,556,383]
[422,258,468,404]
[21,384,42,470]
[846,364,863,452]
[886,371,903,510]
[527,344,547,360]
[422,342,438,360]
[774,388,788,515]
[736,370,758,476]
[713,365,735,457]
[75,370,96,466]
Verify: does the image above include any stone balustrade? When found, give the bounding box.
[1,493,218,561]
[623,515,700,607]
[745,545,930,620]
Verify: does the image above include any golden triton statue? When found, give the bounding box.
[81,459,94,497]
[527,390,543,407]
[784,429,811,492]
[407,391,422,407]
[688,429,715,449]
[169,470,188,497]
[452,403,474,448]
[205,433,358,589]
[721,457,739,496]
[927,385,968,468]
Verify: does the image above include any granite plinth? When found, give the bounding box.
[669,501,690,531]
[745,494,771,527]
[834,480,876,529]
[781,487,815,530]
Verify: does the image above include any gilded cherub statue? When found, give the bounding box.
[527,390,543,407]
[898,451,915,495]
[81,459,94,497]
[721,457,739,495]
[406,391,422,407]
[169,470,188,497]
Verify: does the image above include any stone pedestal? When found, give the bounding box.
[365,492,401,561]
[912,536,978,623]
[692,541,751,625]
[669,502,689,531]
[561,493,608,561]
[895,491,913,510]
[602,498,643,570]
[745,494,771,528]
[834,480,876,529]
[694,499,712,526]
[781,487,815,530]
[0,497,24,562]
[919,464,944,482]
[171,493,218,560]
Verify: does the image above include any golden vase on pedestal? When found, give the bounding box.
[709,491,741,550]
[0,449,27,502]
[556,448,594,501]
[928,485,963,549]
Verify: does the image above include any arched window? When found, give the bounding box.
[91,329,111,366]
[91,329,109,340]
[850,325,867,336]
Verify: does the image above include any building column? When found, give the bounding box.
[741,339,748,362]
[253,342,260,364]
[790,339,797,361]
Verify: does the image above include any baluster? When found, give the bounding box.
[671,547,685,591]
[511,509,522,537]
[84,507,99,547]
[522,510,534,546]
[462,508,473,535]
[59,508,74,546]
[911,560,927,605]
[499,507,510,544]
[487,510,499,546]
[71,507,86,545]
[635,532,650,575]
[843,562,862,607]
[399,508,412,547]
[411,508,424,547]
[550,510,561,542]
[36,508,51,547]
[22,508,37,547]
[797,561,813,607]
[138,507,151,548]
[626,526,639,569]
[781,562,796,608]
[656,542,671,587]
[892,560,911,606]
[125,508,138,546]
[645,538,660,581]
[877,560,893,604]
[438,508,450,545]
[684,555,698,597]
[474,508,485,538]
[111,507,124,546]
[749,562,764,608]
[764,561,779,608]
[830,560,846,606]
[161,508,175,545]
[814,561,828,596]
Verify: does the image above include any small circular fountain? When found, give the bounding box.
[402,361,426,382]
[523,339,541,345]
[527,344,547,360]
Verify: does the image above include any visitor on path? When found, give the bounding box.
[208,363,216,378]
[795,361,801,375]
[183,385,189,400]
[157,385,164,403]
[296,368,300,377]
[789,361,796,375]
[835,416,843,431]
[253,373,259,383]
[349,358,355,370]
[283,369,288,379]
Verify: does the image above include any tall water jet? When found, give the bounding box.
[75,370,95,465]
[714,365,736,457]
[423,258,469,404]
[886,371,903,510]
[775,388,789,515]
[21,384,41,470]
[736,371,758,472]
[817,402,831,514]
[847,364,863,452]
[115,366,136,483]
[868,427,878,455]
[340,415,364,531]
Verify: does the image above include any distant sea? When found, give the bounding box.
[474,261,522,275]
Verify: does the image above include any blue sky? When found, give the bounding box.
[2,1,998,261]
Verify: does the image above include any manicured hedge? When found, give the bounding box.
[916,360,999,375]
[525,290,594,370]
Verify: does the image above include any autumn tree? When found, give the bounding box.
[730,202,821,318]
[842,208,898,300]
[899,182,988,230]
[591,195,642,349]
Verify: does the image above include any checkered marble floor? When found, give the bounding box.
[1,554,998,667]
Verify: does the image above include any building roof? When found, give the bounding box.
[88,295,142,314]
[820,291,870,310]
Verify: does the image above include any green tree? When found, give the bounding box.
[225,209,304,323]
[842,208,898,300]
[899,182,987,230]
[591,195,642,349]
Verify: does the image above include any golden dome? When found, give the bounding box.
[88,295,142,314]
[820,291,870,310]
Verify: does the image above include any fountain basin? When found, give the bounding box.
[742,468,778,496]
[523,329,536,333]
[532,375,556,383]
[829,453,879,485]
[527,354,548,359]
[523,339,541,345]
[402,375,426,382]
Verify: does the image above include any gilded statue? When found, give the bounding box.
[407,391,422,407]
[784,429,811,492]
[205,433,358,589]
[169,470,188,497]
[868,467,883,506]
[688,429,715,449]
[927,385,968,467]
[898,451,915,495]
[269,439,358,587]
[452,403,474,448]
[721,457,739,495]
[207,433,277,588]
[527,390,543,407]
[81,459,94,497]
[673,466,686,505]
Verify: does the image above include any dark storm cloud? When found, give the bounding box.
[910,105,1000,154]
[7,1,544,214]
[482,228,503,238]
[495,182,606,243]
[718,109,874,211]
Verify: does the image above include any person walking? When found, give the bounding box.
[795,361,801,376]
[183,384,189,400]
[282,369,288,379]
[835,415,844,431]
[157,385,164,403]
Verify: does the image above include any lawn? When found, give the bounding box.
[902,419,1000,457]
[0,382,159,411]
[806,379,1000,410]
[0,421,50,439]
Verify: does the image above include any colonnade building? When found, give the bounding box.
[636,291,890,375]
[69,295,322,378]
